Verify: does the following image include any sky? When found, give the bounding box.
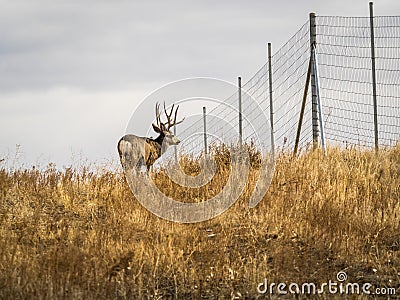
[1,0,399,168]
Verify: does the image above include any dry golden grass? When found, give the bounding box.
[0,145,399,299]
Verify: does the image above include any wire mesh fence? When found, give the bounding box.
[178,11,400,156]
[318,15,400,147]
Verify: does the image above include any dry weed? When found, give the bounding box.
[0,144,399,299]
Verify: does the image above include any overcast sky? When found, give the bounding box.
[1,0,399,168]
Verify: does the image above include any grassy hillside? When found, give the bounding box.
[0,145,399,299]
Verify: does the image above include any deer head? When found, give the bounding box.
[152,102,185,151]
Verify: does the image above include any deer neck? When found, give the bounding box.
[154,134,169,155]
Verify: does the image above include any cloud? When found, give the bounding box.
[0,0,309,92]
[2,0,390,92]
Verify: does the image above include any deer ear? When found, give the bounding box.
[152,123,162,133]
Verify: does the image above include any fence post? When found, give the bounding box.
[238,76,243,145]
[309,12,319,150]
[203,107,208,155]
[311,44,326,154]
[174,126,178,163]
[369,2,379,152]
[294,58,312,157]
[268,43,275,156]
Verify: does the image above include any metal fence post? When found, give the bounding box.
[203,107,208,155]
[311,44,326,154]
[174,126,178,163]
[369,2,379,152]
[238,76,243,145]
[268,43,275,156]
[310,12,319,150]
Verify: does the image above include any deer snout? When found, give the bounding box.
[172,136,180,145]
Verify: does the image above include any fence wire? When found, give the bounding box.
[178,14,400,156]
[318,16,400,147]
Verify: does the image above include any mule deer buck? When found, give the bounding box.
[118,102,184,172]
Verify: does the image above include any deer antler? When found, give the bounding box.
[154,102,184,131]
[154,102,164,130]
[163,102,185,130]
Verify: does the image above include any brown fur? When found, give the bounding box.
[144,138,162,170]
[118,135,164,171]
